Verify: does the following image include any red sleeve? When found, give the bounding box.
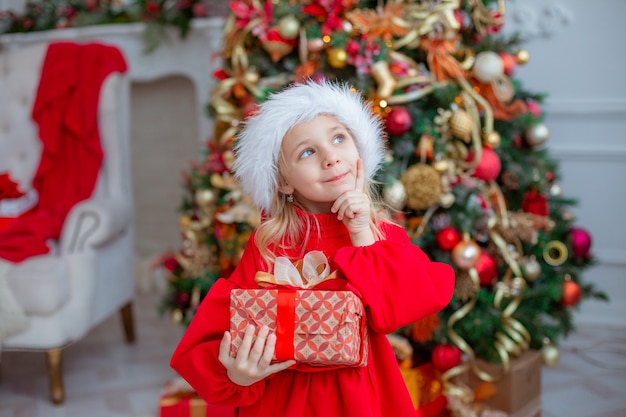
[169,241,267,407]
[334,222,455,334]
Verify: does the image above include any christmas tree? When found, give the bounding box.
[158,0,607,379]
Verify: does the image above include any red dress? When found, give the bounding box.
[170,210,455,417]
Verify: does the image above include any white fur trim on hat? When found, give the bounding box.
[233,80,386,212]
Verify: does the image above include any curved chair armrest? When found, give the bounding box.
[59,198,132,253]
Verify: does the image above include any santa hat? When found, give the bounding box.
[233,80,386,212]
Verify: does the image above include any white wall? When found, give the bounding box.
[0,0,24,11]
[504,0,626,326]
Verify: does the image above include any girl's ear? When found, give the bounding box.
[278,184,294,195]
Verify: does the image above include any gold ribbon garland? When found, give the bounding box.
[444,231,531,405]
[210,17,268,146]
[467,0,506,35]
[394,0,462,50]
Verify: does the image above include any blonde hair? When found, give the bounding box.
[254,153,390,269]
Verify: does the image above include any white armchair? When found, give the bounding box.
[0,41,136,404]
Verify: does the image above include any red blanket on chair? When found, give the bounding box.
[0,42,128,263]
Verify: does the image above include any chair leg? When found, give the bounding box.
[120,302,136,343]
[46,348,64,405]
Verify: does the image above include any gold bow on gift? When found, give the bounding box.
[255,251,337,288]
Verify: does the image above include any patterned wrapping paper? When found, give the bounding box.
[230,288,368,367]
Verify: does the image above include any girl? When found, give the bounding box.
[170,81,455,417]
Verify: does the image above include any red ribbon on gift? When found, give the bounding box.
[275,289,296,361]
[257,251,334,362]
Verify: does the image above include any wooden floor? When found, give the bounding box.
[1,291,625,417]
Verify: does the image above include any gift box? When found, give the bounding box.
[230,288,367,367]
[400,362,449,417]
[159,378,237,417]
[459,350,543,416]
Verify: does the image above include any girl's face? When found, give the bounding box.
[278,114,361,214]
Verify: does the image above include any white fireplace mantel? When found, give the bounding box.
[0,18,227,143]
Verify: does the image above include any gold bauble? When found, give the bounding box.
[383,179,408,211]
[451,240,480,270]
[449,109,473,142]
[195,189,216,207]
[400,163,442,210]
[327,48,348,69]
[516,49,531,65]
[439,192,455,208]
[432,159,451,173]
[473,51,504,83]
[483,131,501,148]
[543,343,560,367]
[278,15,300,40]
[524,123,550,148]
[521,255,541,282]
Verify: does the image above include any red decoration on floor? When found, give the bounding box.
[159,378,237,417]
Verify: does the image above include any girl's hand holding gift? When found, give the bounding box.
[218,324,295,387]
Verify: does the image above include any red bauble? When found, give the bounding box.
[521,190,548,216]
[567,227,592,258]
[431,343,462,372]
[475,250,498,286]
[498,52,517,76]
[467,148,501,182]
[436,227,462,251]
[175,291,190,309]
[385,106,413,136]
[561,280,582,306]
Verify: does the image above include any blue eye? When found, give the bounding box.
[333,135,345,144]
[299,149,314,159]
